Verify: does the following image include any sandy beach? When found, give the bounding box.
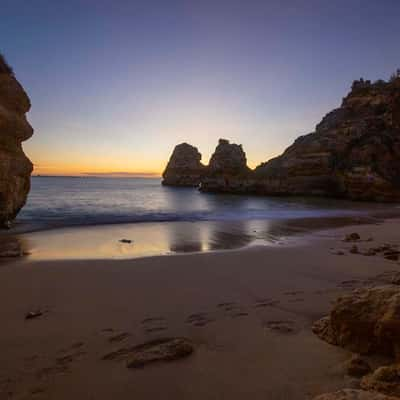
[1,218,400,399]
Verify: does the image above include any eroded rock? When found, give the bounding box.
[0,54,33,227]
[313,286,400,357]
[162,143,205,187]
[313,389,398,400]
[361,364,400,397]
[200,139,252,192]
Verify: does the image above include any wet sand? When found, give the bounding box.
[1,218,400,399]
[13,214,385,261]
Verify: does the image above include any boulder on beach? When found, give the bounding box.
[0,54,33,227]
[312,389,399,400]
[313,285,400,357]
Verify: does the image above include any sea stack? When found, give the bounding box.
[0,54,34,227]
[162,142,205,187]
[200,139,252,192]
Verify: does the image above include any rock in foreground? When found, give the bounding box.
[361,364,400,397]
[313,389,399,400]
[162,143,204,187]
[0,55,33,227]
[313,285,400,357]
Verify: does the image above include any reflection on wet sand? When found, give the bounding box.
[16,215,382,261]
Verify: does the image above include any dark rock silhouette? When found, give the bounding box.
[200,139,252,192]
[162,143,205,187]
[254,76,400,201]
[163,74,400,202]
[0,54,33,227]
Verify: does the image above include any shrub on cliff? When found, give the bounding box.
[0,54,14,75]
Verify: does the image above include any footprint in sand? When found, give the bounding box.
[253,298,280,308]
[283,290,304,296]
[216,302,238,312]
[36,349,86,380]
[108,332,131,343]
[185,312,215,327]
[141,316,168,334]
[264,320,296,334]
[288,298,305,303]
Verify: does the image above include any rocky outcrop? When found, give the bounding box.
[162,143,205,187]
[163,75,400,201]
[361,364,400,397]
[200,139,252,193]
[0,54,33,227]
[312,389,398,400]
[313,285,400,357]
[254,77,400,201]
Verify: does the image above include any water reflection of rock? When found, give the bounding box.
[167,221,254,254]
[207,221,253,251]
[167,222,204,253]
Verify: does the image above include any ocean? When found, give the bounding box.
[9,176,398,260]
[17,176,387,230]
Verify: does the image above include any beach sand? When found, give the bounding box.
[1,218,400,399]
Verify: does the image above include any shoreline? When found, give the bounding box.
[1,218,400,399]
[6,212,395,262]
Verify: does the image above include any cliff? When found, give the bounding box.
[253,77,400,201]
[0,54,33,227]
[162,143,205,187]
[163,74,400,202]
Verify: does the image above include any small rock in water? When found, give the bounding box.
[344,233,361,242]
[25,310,43,320]
[119,239,132,244]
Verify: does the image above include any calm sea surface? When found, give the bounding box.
[16,176,390,231]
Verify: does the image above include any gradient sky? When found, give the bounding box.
[2,0,400,175]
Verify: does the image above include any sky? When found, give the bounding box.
[1,0,400,176]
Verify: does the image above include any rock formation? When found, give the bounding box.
[361,364,400,397]
[200,139,252,192]
[163,74,400,201]
[0,54,33,227]
[312,389,398,400]
[254,77,400,201]
[313,285,400,357]
[162,143,204,187]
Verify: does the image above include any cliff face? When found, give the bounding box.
[254,77,400,201]
[162,143,205,187]
[200,139,252,192]
[163,75,400,202]
[0,55,33,227]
